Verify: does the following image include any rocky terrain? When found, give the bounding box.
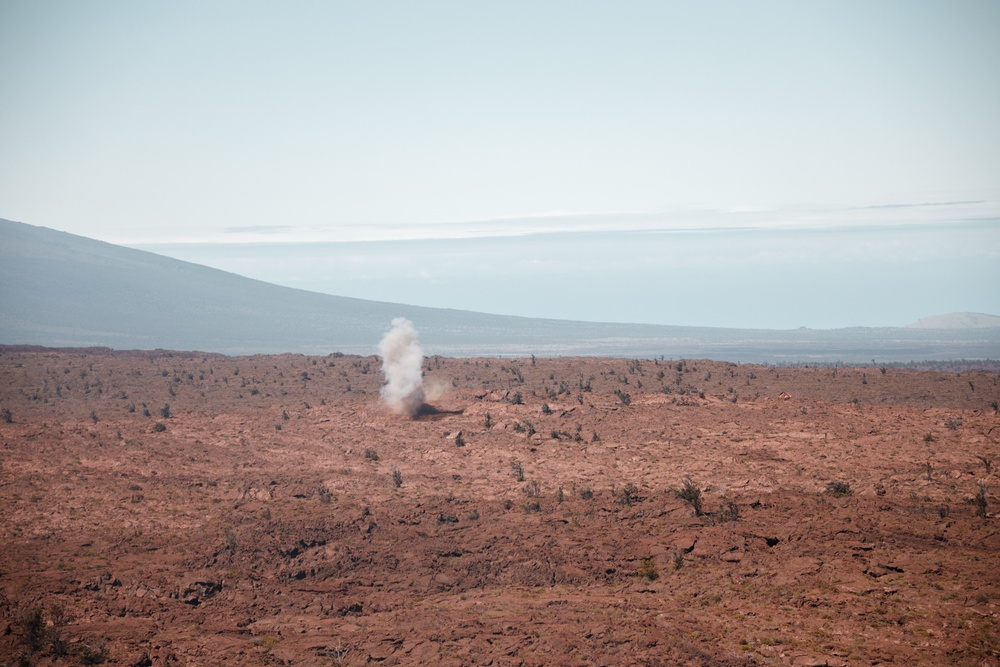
[1,346,998,666]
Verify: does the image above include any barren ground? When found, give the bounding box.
[1,347,998,666]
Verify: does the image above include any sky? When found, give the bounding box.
[2,1,999,329]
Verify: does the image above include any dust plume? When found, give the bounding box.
[378,317,425,416]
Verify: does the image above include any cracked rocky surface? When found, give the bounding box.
[1,348,998,665]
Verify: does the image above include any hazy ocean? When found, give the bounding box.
[134,218,999,330]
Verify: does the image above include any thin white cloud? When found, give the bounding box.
[114,200,1000,247]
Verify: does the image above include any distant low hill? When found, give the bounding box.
[2,218,998,362]
[908,312,1000,329]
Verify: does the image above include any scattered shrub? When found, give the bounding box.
[718,498,740,522]
[826,480,853,497]
[675,478,703,516]
[152,422,167,433]
[364,448,380,461]
[637,557,659,581]
[18,606,45,650]
[972,483,988,519]
[977,455,994,475]
[511,460,525,482]
[392,469,403,488]
[618,483,639,506]
[78,639,109,665]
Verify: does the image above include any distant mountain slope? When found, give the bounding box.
[2,218,999,362]
[908,312,1000,329]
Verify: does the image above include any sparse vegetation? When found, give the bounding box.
[637,557,659,581]
[618,482,639,506]
[675,478,703,516]
[1,349,997,665]
[826,480,853,497]
[718,498,740,522]
[18,606,45,651]
[977,455,994,475]
[511,460,525,482]
[972,483,988,519]
[78,639,109,664]
[614,388,631,406]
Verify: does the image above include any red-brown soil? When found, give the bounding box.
[1,347,998,666]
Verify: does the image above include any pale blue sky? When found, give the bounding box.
[2,1,999,327]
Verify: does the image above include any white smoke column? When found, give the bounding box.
[378,317,425,416]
